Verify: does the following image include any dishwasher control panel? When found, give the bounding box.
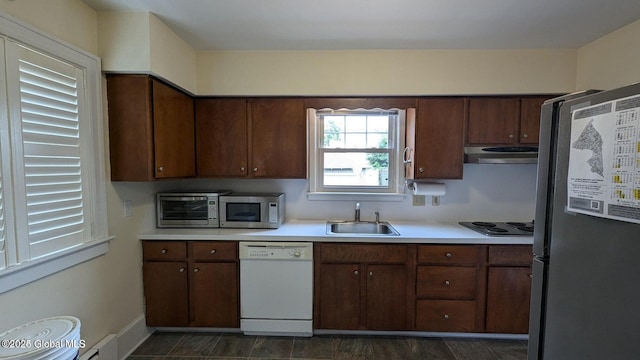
[239,242,313,260]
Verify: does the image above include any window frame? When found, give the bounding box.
[0,12,111,294]
[308,107,407,201]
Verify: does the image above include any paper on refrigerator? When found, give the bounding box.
[567,94,640,224]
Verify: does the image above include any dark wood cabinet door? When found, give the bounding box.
[249,99,306,178]
[366,264,407,330]
[486,266,532,333]
[106,75,155,181]
[520,96,550,144]
[152,80,196,178]
[142,261,189,326]
[318,263,361,329]
[414,98,465,179]
[195,99,248,177]
[190,262,239,327]
[466,98,520,145]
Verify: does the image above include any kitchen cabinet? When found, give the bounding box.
[486,245,532,334]
[465,96,553,146]
[195,98,306,178]
[107,74,195,181]
[415,245,487,332]
[406,98,465,179]
[142,241,239,327]
[314,243,416,330]
[195,98,248,177]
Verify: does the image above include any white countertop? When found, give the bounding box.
[138,220,533,245]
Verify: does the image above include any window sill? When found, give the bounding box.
[0,236,114,294]
[307,192,406,202]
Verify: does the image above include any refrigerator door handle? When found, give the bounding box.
[528,258,547,360]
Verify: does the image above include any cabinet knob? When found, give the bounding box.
[419,167,424,173]
[210,249,216,254]
[354,270,359,275]
[157,166,164,172]
[194,268,199,273]
[240,166,245,172]
[161,249,167,254]
[253,167,258,172]
[523,133,529,139]
[444,280,451,286]
[369,271,373,277]
[179,267,185,272]
[445,252,452,258]
[529,274,533,278]
[444,314,450,319]
[508,134,515,139]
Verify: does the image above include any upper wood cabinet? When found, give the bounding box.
[107,74,195,181]
[195,99,249,177]
[466,96,553,146]
[195,98,307,178]
[406,98,465,179]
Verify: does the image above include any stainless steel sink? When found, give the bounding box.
[326,221,400,236]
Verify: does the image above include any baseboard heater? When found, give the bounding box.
[79,334,117,360]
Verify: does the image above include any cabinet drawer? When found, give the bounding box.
[319,244,407,263]
[418,245,481,265]
[190,241,237,261]
[489,245,532,266]
[143,241,187,261]
[416,266,476,299]
[415,300,476,332]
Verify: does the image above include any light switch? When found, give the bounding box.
[412,195,426,206]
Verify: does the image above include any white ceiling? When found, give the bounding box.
[81,0,640,51]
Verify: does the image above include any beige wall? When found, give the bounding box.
[98,11,197,93]
[0,0,97,54]
[577,19,640,91]
[196,49,577,96]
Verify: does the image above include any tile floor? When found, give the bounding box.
[127,332,528,360]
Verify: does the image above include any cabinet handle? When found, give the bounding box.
[161,249,167,254]
[523,133,529,139]
[240,166,246,172]
[253,167,258,172]
[508,134,515,139]
[354,270,359,275]
[419,167,424,173]
[444,314,450,319]
[179,268,185,272]
[194,268,199,273]
[445,252,452,258]
[210,249,216,254]
[529,274,533,278]
[444,280,451,286]
[157,166,164,172]
[369,271,373,277]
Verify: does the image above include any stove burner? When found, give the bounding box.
[486,227,508,233]
[517,226,534,232]
[506,222,527,227]
[471,222,497,228]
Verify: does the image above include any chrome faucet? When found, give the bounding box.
[375,211,380,224]
[354,202,361,222]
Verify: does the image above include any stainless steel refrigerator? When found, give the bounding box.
[529,83,640,360]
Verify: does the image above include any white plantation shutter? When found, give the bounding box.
[0,167,6,270]
[7,43,89,260]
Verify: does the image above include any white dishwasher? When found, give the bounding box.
[239,241,313,336]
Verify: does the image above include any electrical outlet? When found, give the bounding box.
[412,194,426,206]
[123,200,133,217]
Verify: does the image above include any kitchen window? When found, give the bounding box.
[308,108,406,200]
[0,13,110,293]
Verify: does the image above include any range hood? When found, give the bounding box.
[464,146,538,164]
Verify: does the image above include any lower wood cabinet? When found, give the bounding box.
[142,241,239,327]
[414,245,487,332]
[486,245,533,334]
[314,243,416,330]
